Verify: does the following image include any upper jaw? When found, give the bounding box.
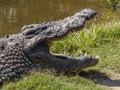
[20,9,97,49]
[74,8,97,20]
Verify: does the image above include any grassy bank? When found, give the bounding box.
[2,21,120,90]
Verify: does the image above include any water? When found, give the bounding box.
[0,0,119,36]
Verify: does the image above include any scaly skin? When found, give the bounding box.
[0,8,98,86]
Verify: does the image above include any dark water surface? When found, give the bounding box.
[0,0,119,36]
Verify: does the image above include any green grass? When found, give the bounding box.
[2,72,105,90]
[2,21,120,90]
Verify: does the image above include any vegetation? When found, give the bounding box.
[107,0,118,4]
[107,0,120,9]
[2,21,120,90]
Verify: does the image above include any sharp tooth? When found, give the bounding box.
[84,53,87,56]
[95,56,99,59]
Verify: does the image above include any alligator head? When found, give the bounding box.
[0,8,98,85]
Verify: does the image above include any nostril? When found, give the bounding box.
[93,58,99,64]
[0,45,5,50]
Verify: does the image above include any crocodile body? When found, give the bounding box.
[0,8,98,86]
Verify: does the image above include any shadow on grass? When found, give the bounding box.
[79,70,120,87]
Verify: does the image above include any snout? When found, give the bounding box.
[81,56,99,67]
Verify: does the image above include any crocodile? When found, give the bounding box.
[0,8,98,86]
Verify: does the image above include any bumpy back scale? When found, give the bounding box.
[0,42,33,86]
